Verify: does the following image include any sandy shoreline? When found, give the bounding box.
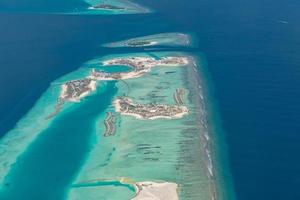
[59,79,97,102]
[71,178,179,200]
[131,181,179,200]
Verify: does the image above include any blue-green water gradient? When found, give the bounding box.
[0,83,117,200]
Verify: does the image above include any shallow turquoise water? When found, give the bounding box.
[72,180,136,192]
[66,52,217,200]
[0,1,234,200]
[0,82,117,200]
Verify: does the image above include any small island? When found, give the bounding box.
[103,33,191,48]
[173,88,186,105]
[59,78,97,102]
[89,4,125,10]
[126,40,156,47]
[46,78,97,119]
[113,97,189,120]
[103,112,117,137]
[90,56,189,80]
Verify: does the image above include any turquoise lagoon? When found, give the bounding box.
[67,52,218,200]
[0,51,223,200]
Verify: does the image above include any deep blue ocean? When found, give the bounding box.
[1,0,300,199]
